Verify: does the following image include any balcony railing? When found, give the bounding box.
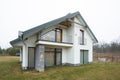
[37,34,73,44]
[79,37,87,45]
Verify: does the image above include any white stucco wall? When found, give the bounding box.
[62,29,67,42]
[22,35,37,69]
[66,25,74,43]
[61,17,94,65]
[62,48,67,63]
[63,24,75,64]
[24,35,37,47]
[73,17,93,64]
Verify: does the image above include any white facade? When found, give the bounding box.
[60,17,94,65]
[10,12,97,71]
[21,35,37,69]
[34,17,94,66]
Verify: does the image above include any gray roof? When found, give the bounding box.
[10,11,98,45]
[22,12,80,40]
[10,38,21,45]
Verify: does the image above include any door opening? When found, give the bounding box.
[80,50,89,64]
[28,47,35,68]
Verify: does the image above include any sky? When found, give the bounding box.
[0,0,120,49]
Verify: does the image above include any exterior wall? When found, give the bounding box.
[62,23,75,64]
[62,29,67,42]
[66,47,74,64]
[61,17,93,65]
[61,17,93,66]
[73,17,93,64]
[62,48,67,64]
[20,17,94,70]
[62,47,74,64]
[24,35,37,47]
[66,25,74,43]
[22,35,37,69]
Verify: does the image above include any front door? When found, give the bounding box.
[80,50,89,64]
[28,47,35,68]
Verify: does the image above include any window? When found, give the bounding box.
[80,29,84,45]
[56,28,62,42]
[40,28,62,42]
[45,47,62,67]
[80,50,89,64]
[41,30,55,41]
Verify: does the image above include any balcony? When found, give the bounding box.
[36,40,73,47]
[37,27,74,47]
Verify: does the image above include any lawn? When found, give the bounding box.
[0,56,120,80]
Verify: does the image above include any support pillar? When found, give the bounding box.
[22,45,28,70]
[35,45,44,72]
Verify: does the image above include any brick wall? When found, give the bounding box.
[93,53,120,62]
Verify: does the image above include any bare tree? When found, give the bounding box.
[93,38,120,53]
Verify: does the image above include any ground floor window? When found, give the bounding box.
[45,47,62,67]
[80,50,89,64]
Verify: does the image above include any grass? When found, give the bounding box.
[0,56,120,80]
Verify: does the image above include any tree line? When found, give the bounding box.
[0,47,20,56]
[93,41,120,53]
[1,39,120,55]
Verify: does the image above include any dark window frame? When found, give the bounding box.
[55,28,62,42]
[28,47,35,69]
[45,47,62,67]
[40,28,62,42]
[80,50,89,64]
[80,29,84,45]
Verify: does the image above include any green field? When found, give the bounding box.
[0,56,120,80]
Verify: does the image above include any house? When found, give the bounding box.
[10,11,98,71]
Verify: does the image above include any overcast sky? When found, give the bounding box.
[0,0,120,49]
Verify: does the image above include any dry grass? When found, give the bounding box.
[0,56,120,80]
[0,56,19,62]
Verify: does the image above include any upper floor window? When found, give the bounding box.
[56,28,62,42]
[40,28,62,42]
[41,30,55,41]
[80,29,84,45]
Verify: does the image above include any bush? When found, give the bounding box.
[6,47,20,56]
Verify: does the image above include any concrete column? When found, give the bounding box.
[22,44,28,70]
[35,45,44,72]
